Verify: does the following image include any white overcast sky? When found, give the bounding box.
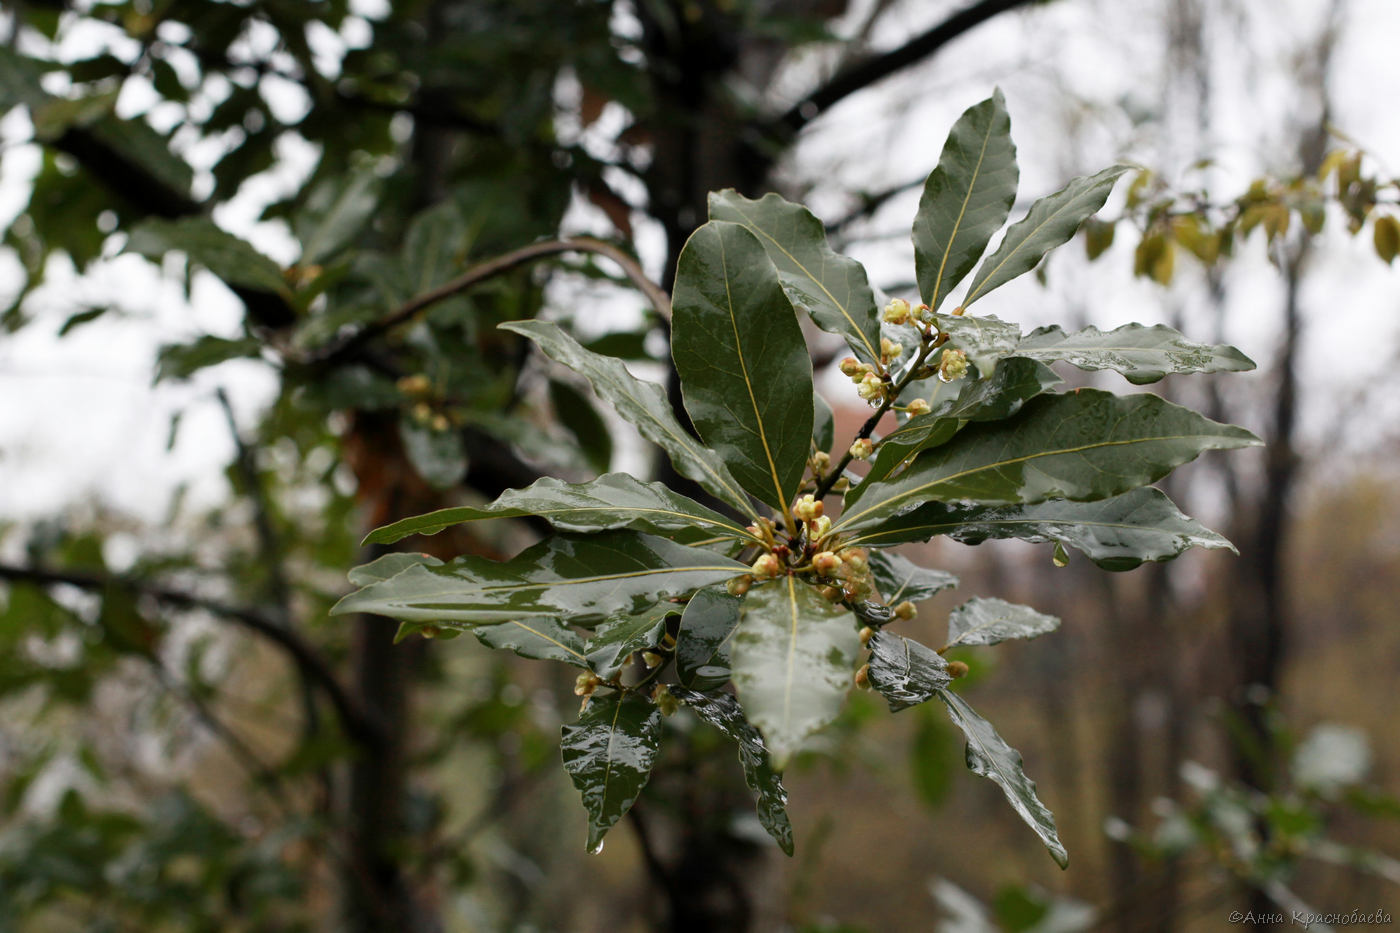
[1,0,1398,534]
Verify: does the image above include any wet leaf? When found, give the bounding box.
[945,597,1060,648]
[673,221,814,510]
[914,89,1019,313]
[866,631,951,712]
[676,586,741,691]
[561,692,662,852]
[730,576,859,768]
[1013,322,1255,385]
[867,550,958,605]
[672,688,793,854]
[476,617,589,667]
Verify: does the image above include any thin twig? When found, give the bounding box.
[309,237,669,367]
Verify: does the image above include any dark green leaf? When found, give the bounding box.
[362,472,755,546]
[964,165,1129,308]
[295,164,382,265]
[560,692,662,852]
[914,90,1018,313]
[932,312,1023,376]
[87,115,195,196]
[846,487,1235,570]
[857,357,1061,489]
[673,221,814,510]
[1013,323,1256,385]
[672,688,794,854]
[347,552,442,587]
[154,336,262,383]
[398,419,467,490]
[403,199,469,292]
[938,688,1068,867]
[837,390,1261,534]
[584,602,679,677]
[730,576,859,768]
[676,586,741,691]
[867,550,957,605]
[333,531,745,629]
[57,306,110,336]
[709,190,881,363]
[946,597,1059,648]
[866,631,951,712]
[550,379,614,474]
[500,320,755,517]
[126,218,286,294]
[813,392,835,455]
[476,617,588,667]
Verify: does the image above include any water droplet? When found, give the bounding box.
[588,840,605,855]
[1052,542,1070,568]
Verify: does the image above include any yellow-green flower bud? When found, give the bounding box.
[856,372,884,400]
[397,373,432,397]
[839,356,864,378]
[820,584,844,602]
[751,554,781,579]
[810,515,833,539]
[727,574,754,596]
[849,438,875,460]
[841,547,869,573]
[854,664,872,690]
[947,660,970,679]
[812,551,842,576]
[653,684,680,716]
[859,626,875,646]
[905,398,931,417]
[938,347,969,382]
[574,672,601,696]
[893,600,917,620]
[880,337,904,362]
[642,651,664,669]
[793,494,823,522]
[881,298,912,325]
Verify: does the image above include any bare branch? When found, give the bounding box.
[308,237,670,367]
[769,0,1040,140]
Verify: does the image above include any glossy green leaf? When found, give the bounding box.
[730,576,859,768]
[709,189,881,363]
[362,472,754,546]
[584,602,679,677]
[963,165,1129,308]
[946,597,1059,648]
[676,586,741,691]
[550,379,613,474]
[837,390,1262,534]
[560,692,663,852]
[938,688,1068,867]
[847,487,1235,570]
[672,687,794,854]
[476,617,588,667]
[347,552,442,587]
[857,357,1061,490]
[1013,323,1257,385]
[126,218,285,294]
[932,312,1022,376]
[332,531,745,629]
[866,631,951,712]
[914,90,1018,312]
[672,221,814,510]
[500,320,755,517]
[398,419,467,490]
[867,551,957,605]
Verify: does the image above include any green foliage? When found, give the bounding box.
[339,93,1259,862]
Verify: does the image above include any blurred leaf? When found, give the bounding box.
[550,379,613,474]
[295,164,383,265]
[398,418,467,489]
[127,218,287,294]
[155,335,262,382]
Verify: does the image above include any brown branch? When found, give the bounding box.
[769,0,1042,140]
[308,237,670,367]
[0,563,385,749]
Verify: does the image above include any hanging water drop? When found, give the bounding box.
[588,839,605,855]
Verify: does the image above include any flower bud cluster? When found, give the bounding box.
[792,494,823,522]
[904,398,931,417]
[938,347,969,382]
[880,337,903,367]
[840,356,891,406]
[848,437,874,461]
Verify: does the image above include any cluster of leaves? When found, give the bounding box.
[336,91,1260,864]
[1083,144,1400,285]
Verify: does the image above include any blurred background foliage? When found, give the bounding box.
[0,0,1396,930]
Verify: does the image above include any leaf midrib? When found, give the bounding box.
[928,113,997,311]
